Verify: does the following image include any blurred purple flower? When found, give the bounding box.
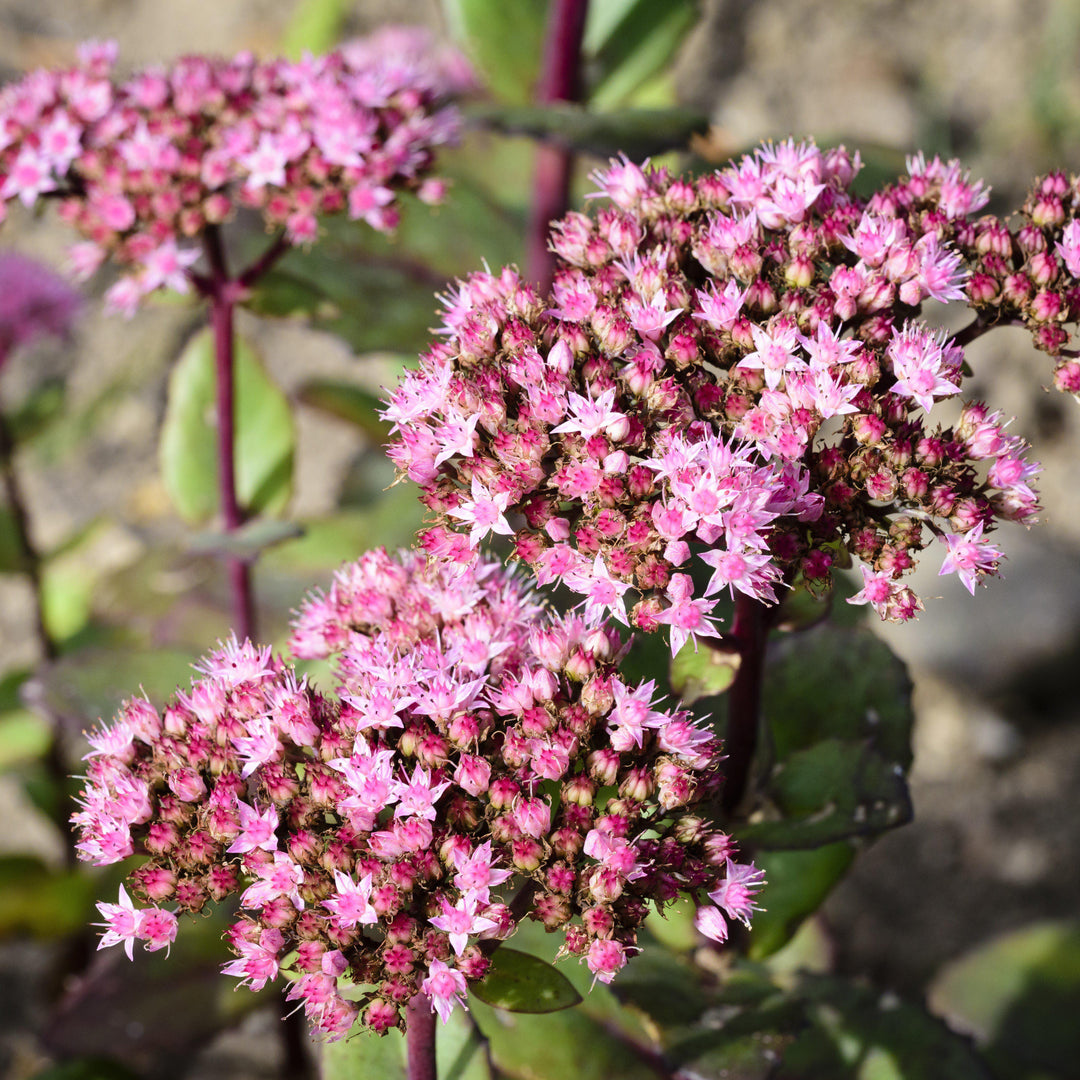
[0,251,81,366]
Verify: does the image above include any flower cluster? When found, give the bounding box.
[0,29,466,314]
[0,250,81,364]
[385,142,1041,648]
[72,549,759,1038]
[932,167,1080,399]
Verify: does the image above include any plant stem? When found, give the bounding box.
[203,226,255,642]
[0,398,55,662]
[721,594,770,816]
[526,0,590,292]
[405,993,438,1080]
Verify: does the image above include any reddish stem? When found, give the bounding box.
[526,0,590,292]
[0,392,55,662]
[405,993,438,1080]
[203,227,255,642]
[721,594,770,815]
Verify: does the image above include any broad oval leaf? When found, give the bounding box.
[746,844,855,960]
[472,948,582,1013]
[928,920,1080,1078]
[159,328,295,525]
[670,638,741,706]
[442,0,548,104]
[321,1008,491,1080]
[584,0,699,108]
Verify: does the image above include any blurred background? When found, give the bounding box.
[2,0,1080,1077]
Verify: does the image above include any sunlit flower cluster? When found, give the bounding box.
[0,30,466,314]
[72,549,759,1038]
[385,141,1039,650]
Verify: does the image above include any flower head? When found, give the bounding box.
[73,549,752,1040]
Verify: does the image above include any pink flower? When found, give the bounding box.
[937,522,1003,595]
[422,959,469,1023]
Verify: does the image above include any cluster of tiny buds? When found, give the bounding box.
[74,549,761,1039]
[384,141,1041,653]
[0,30,468,314]
[938,168,1080,396]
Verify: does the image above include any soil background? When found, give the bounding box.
[2,1,1080,1076]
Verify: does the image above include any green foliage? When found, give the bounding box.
[464,102,709,158]
[0,505,30,573]
[747,845,855,959]
[280,0,351,59]
[612,952,991,1080]
[582,0,699,108]
[3,377,66,444]
[670,637,740,705]
[442,0,549,104]
[928,921,1080,1080]
[321,1009,492,1080]
[472,948,583,1013]
[296,378,391,442]
[27,646,198,728]
[0,856,96,937]
[185,519,304,561]
[159,329,295,525]
[731,626,915,851]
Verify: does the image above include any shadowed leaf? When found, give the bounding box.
[159,329,294,524]
[472,949,582,1013]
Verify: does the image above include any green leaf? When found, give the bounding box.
[583,0,699,108]
[159,328,295,525]
[186,519,304,561]
[666,969,990,1080]
[0,505,31,573]
[472,948,583,1013]
[27,646,198,729]
[736,738,912,849]
[764,627,914,765]
[785,975,992,1080]
[471,998,658,1080]
[321,1028,405,1080]
[442,0,548,104]
[280,0,351,58]
[0,706,51,769]
[464,102,710,158]
[4,377,66,444]
[644,895,698,952]
[607,942,709,1029]
[321,1009,491,1080]
[746,845,855,960]
[297,379,391,442]
[772,577,834,633]
[670,637,740,705]
[0,855,96,937]
[928,920,1080,1079]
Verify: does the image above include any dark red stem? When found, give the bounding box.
[0,389,55,662]
[721,594,770,816]
[203,226,255,642]
[526,0,590,292]
[406,993,438,1080]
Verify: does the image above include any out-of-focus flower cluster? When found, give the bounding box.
[0,250,81,364]
[73,548,759,1038]
[0,29,467,315]
[385,142,1041,649]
